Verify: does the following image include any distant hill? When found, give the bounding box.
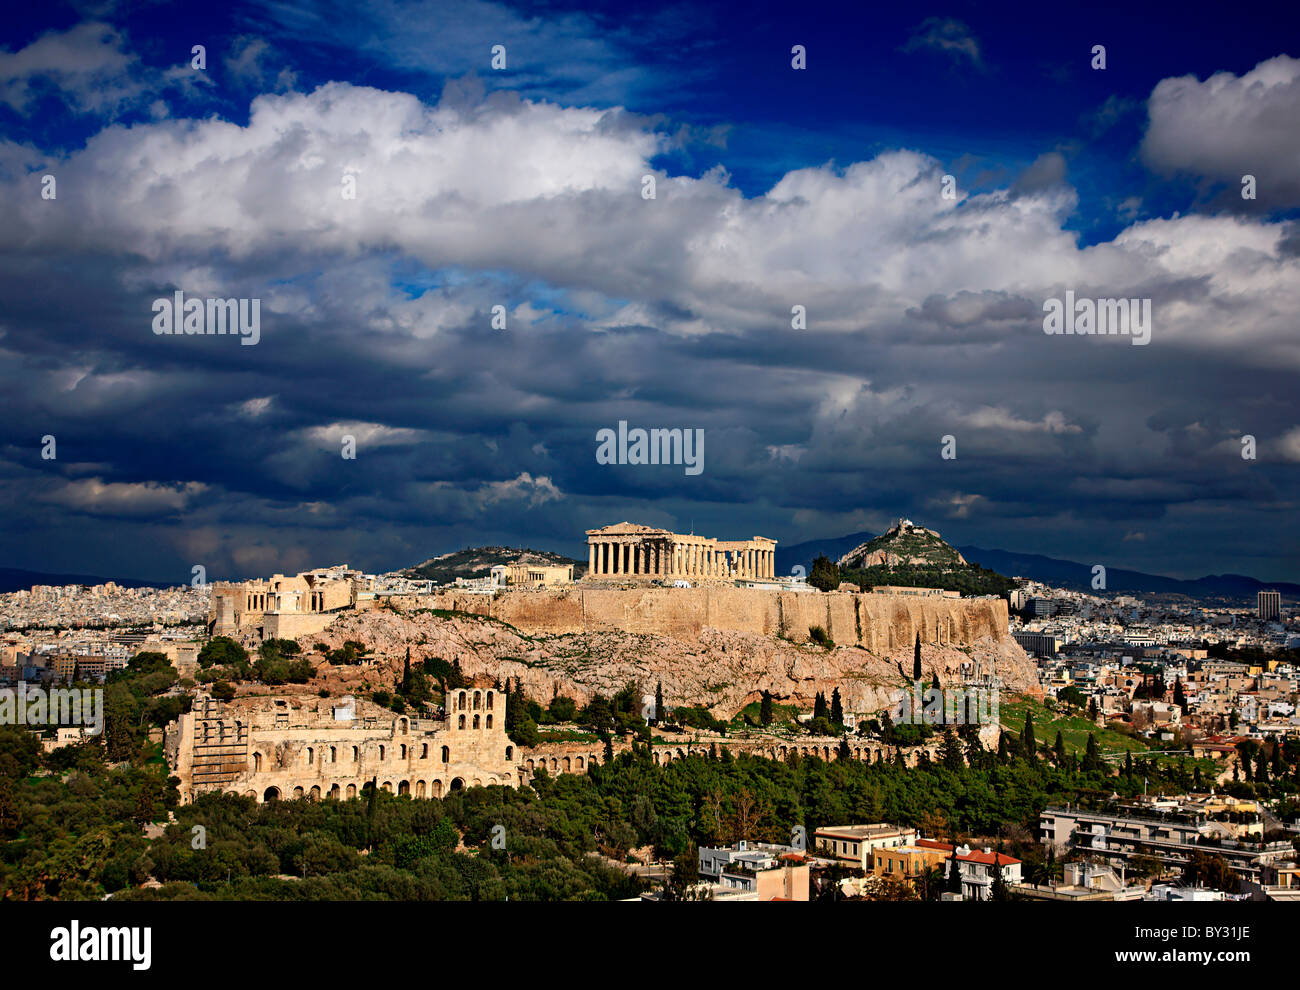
[774,530,1298,602]
[402,546,584,584]
[0,567,168,594]
[838,519,966,569]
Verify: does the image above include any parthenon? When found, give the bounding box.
[584,522,777,581]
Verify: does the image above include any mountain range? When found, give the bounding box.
[775,532,1299,601]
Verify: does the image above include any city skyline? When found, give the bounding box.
[2,1,1298,585]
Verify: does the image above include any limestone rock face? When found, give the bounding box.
[300,588,1038,717]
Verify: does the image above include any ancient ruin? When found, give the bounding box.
[585,522,776,581]
[166,686,518,804]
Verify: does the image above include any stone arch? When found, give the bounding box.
[263,786,281,802]
[309,785,321,801]
[330,746,337,763]
[421,743,428,759]
[563,756,571,772]
[575,756,584,770]
[526,758,535,770]
[486,714,493,728]
[346,784,357,799]
[398,780,410,795]
[244,790,257,799]
[432,780,443,798]
[293,786,304,799]
[399,717,409,734]
[306,746,314,765]
[441,745,450,762]
[473,714,480,729]
[506,745,514,761]
[253,751,263,772]
[381,781,393,792]
[379,744,386,760]
[471,778,481,787]
[450,777,465,791]
[400,744,408,760]
[486,691,494,710]
[415,780,426,798]
[458,715,466,729]
[351,746,359,761]
[473,690,482,710]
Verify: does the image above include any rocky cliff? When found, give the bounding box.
[300,587,1038,717]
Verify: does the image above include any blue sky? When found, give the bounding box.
[1,0,1298,583]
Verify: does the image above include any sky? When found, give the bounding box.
[0,0,1298,584]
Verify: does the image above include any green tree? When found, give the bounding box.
[760,690,774,726]
[830,688,844,726]
[1022,710,1036,760]
[1082,733,1103,774]
[198,636,247,668]
[941,728,964,770]
[808,555,840,592]
[913,634,922,681]
[1054,731,1066,765]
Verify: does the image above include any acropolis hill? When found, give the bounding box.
[207,521,1039,717]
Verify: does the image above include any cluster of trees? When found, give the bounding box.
[844,562,1018,598]
[320,639,370,666]
[197,635,314,690]
[103,652,190,761]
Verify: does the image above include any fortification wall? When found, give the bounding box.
[421,586,1010,650]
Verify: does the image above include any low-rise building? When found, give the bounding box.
[815,823,918,871]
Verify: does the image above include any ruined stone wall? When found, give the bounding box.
[419,586,1010,650]
[519,723,1000,780]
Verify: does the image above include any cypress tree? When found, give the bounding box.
[1054,730,1066,765]
[814,692,828,720]
[655,680,664,723]
[913,633,922,681]
[1124,750,1133,777]
[830,687,844,725]
[1083,733,1102,773]
[946,840,964,895]
[760,690,774,726]
[996,732,1009,764]
[1022,710,1036,760]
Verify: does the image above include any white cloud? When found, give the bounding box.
[1142,55,1300,207]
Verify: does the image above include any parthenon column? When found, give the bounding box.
[589,543,596,574]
